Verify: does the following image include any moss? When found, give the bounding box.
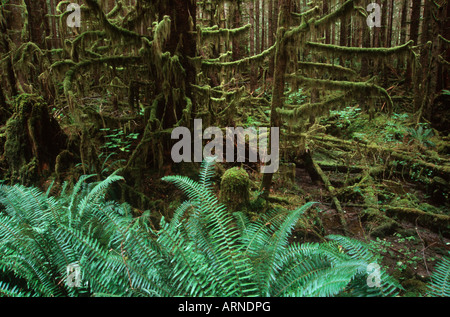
[277,92,350,123]
[3,94,67,185]
[198,23,251,38]
[369,216,399,238]
[288,75,394,114]
[201,43,276,69]
[297,61,357,78]
[55,150,75,181]
[219,167,250,212]
[401,279,429,296]
[305,40,413,58]
[248,195,267,214]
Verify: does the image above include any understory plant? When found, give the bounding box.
[0,160,402,297]
[427,252,450,297]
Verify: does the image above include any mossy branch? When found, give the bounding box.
[311,158,348,230]
[313,0,354,27]
[201,43,276,68]
[285,0,355,39]
[288,75,393,113]
[198,23,251,37]
[438,35,450,46]
[63,56,142,101]
[438,55,450,67]
[291,6,320,19]
[305,40,414,58]
[277,92,350,120]
[297,61,357,78]
[106,0,123,19]
[84,0,145,42]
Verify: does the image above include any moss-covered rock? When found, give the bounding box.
[219,166,250,212]
[401,279,429,297]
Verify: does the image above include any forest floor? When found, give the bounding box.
[243,105,450,297]
[292,165,449,296]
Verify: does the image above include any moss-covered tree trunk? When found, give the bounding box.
[3,94,67,185]
[4,0,25,95]
[157,0,197,129]
[260,0,291,196]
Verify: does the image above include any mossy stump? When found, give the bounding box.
[220,167,250,212]
[3,94,67,184]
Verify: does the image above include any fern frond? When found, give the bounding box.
[0,281,31,297]
[162,162,258,296]
[428,253,450,297]
[326,235,402,296]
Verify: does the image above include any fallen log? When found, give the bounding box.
[311,158,348,231]
[341,203,450,237]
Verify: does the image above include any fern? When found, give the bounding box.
[428,253,450,297]
[0,160,402,297]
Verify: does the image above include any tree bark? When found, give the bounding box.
[250,0,257,90]
[260,0,290,196]
[398,0,408,69]
[406,0,422,86]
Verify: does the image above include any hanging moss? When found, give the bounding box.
[62,55,143,108]
[152,16,171,57]
[85,0,143,43]
[219,167,251,212]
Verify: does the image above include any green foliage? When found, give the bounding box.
[369,233,424,280]
[329,106,362,129]
[99,127,139,175]
[286,88,307,105]
[383,113,409,143]
[0,160,402,297]
[100,127,139,154]
[428,252,450,297]
[162,160,401,296]
[406,125,435,148]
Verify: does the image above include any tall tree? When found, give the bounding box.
[260,0,291,195]
[406,0,422,86]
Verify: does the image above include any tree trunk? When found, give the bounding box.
[261,0,265,52]
[24,0,50,49]
[323,0,330,44]
[256,0,260,55]
[260,0,290,196]
[268,0,279,77]
[250,0,257,91]
[232,0,242,60]
[398,0,408,69]
[4,0,26,94]
[386,0,394,48]
[406,0,422,86]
